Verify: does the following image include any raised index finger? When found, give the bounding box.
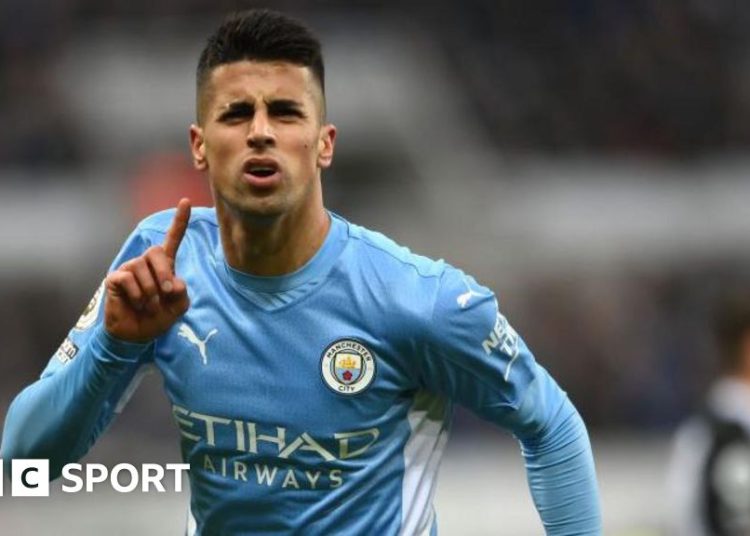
[163,198,191,260]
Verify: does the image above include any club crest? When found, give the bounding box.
[321,339,375,396]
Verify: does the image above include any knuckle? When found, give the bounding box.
[141,279,158,295]
[118,259,136,271]
[146,249,170,272]
[134,270,156,292]
[123,257,145,274]
[134,257,149,270]
[108,270,128,285]
[153,260,172,277]
[146,245,165,258]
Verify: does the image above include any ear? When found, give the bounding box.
[317,124,337,169]
[189,124,208,171]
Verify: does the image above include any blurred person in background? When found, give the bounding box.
[667,295,750,535]
[1,9,601,535]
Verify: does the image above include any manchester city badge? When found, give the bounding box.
[320,339,376,395]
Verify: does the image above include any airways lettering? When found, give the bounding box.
[199,456,345,490]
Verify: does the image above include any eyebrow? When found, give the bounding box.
[267,98,303,110]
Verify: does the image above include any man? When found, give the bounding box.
[1,9,601,535]
[667,297,750,536]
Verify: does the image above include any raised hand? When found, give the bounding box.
[104,199,192,343]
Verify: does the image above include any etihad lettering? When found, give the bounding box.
[334,429,380,459]
[172,405,380,463]
[279,433,335,461]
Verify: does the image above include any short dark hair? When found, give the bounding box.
[715,295,750,373]
[196,9,325,119]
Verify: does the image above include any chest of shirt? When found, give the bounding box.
[151,274,422,449]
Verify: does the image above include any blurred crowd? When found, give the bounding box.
[513,261,750,429]
[4,0,750,167]
[437,0,750,156]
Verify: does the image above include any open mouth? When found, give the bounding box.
[244,160,279,179]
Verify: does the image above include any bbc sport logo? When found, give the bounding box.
[10,459,50,497]
[0,459,189,497]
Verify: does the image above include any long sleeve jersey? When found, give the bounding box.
[2,208,601,535]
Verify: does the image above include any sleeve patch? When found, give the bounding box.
[482,312,519,358]
[54,337,79,364]
[74,280,105,331]
[482,312,521,381]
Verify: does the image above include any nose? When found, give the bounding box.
[247,110,275,150]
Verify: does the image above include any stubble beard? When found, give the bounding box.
[212,168,319,228]
[218,189,288,227]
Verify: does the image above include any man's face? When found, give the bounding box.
[190,60,335,219]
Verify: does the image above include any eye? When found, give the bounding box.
[269,102,305,120]
[219,104,253,123]
[220,111,248,122]
[279,110,302,118]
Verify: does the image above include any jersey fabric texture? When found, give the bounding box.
[2,208,601,535]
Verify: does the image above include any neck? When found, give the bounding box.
[216,199,330,277]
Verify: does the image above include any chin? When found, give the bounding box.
[223,196,287,223]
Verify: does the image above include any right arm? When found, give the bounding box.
[1,325,153,479]
[1,200,191,479]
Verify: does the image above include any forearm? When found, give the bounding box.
[519,397,601,535]
[1,326,150,477]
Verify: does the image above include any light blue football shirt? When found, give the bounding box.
[1,208,601,535]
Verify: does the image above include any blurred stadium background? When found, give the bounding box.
[2,0,750,533]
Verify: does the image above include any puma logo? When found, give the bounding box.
[456,276,493,309]
[178,324,218,365]
[457,289,488,309]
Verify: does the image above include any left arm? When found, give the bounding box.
[512,370,601,534]
[420,266,601,534]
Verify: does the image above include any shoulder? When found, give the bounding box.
[340,216,494,309]
[135,206,218,240]
[128,207,219,255]
[339,217,492,330]
[343,219,446,281]
[332,218,454,334]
